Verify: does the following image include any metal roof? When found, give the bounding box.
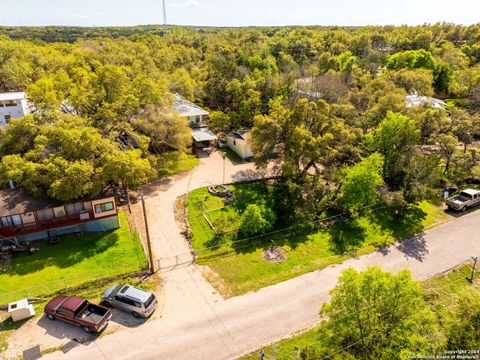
[192,127,218,142]
[171,93,209,117]
[229,130,251,142]
[0,92,26,102]
[405,94,446,109]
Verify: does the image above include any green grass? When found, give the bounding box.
[221,147,245,163]
[240,263,480,359]
[156,151,199,177]
[188,183,453,297]
[419,200,450,229]
[0,212,147,304]
[0,273,160,356]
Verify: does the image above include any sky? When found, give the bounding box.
[1,0,480,27]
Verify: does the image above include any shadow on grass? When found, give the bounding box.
[6,230,119,276]
[327,219,367,254]
[230,182,273,213]
[370,205,427,240]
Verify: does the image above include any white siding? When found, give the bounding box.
[0,98,29,127]
[226,135,253,159]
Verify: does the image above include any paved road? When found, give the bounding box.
[44,204,480,360]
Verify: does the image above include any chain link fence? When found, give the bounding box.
[0,262,146,306]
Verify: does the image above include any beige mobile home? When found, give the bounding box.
[226,130,254,160]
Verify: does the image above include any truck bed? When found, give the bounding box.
[76,304,109,325]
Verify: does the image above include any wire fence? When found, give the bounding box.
[155,204,384,270]
[0,261,147,306]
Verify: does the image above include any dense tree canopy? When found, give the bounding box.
[0,24,479,203]
[312,267,438,359]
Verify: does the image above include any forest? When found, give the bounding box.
[0,24,479,220]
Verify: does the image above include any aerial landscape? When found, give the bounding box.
[0,0,480,359]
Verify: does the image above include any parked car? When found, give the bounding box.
[44,295,112,333]
[446,189,480,212]
[101,284,157,318]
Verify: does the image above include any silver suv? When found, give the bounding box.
[101,284,157,318]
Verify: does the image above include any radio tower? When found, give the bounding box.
[162,0,168,34]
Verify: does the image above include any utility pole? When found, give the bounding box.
[162,0,168,34]
[222,153,226,185]
[141,194,155,274]
[471,256,478,283]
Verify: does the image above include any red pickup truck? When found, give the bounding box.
[44,295,112,333]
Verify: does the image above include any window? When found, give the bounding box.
[144,294,155,308]
[1,216,12,227]
[115,296,137,307]
[11,215,21,226]
[57,308,74,318]
[94,202,114,213]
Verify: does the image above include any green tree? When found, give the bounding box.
[238,204,276,238]
[47,159,100,201]
[434,133,458,175]
[318,267,437,359]
[101,149,153,191]
[338,153,384,215]
[365,112,420,188]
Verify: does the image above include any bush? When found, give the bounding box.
[238,204,276,238]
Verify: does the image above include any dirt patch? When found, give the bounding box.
[262,248,286,263]
[175,195,192,243]
[200,266,232,299]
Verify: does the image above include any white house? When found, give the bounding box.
[0,92,31,127]
[226,130,254,160]
[406,94,446,109]
[171,93,209,127]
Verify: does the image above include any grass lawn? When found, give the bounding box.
[156,151,199,177]
[240,263,479,359]
[0,211,147,304]
[188,183,454,297]
[0,273,160,355]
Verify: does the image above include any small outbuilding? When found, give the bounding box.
[226,130,254,160]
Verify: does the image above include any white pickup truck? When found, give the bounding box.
[446,189,480,212]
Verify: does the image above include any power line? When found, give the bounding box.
[263,266,478,360]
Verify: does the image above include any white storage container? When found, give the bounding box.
[8,298,35,322]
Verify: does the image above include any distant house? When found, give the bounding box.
[171,93,209,128]
[0,189,119,242]
[226,130,254,160]
[0,92,31,127]
[171,93,218,150]
[406,94,446,109]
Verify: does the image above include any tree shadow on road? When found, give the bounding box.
[395,233,429,262]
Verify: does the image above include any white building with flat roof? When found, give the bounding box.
[171,93,209,127]
[0,92,31,127]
